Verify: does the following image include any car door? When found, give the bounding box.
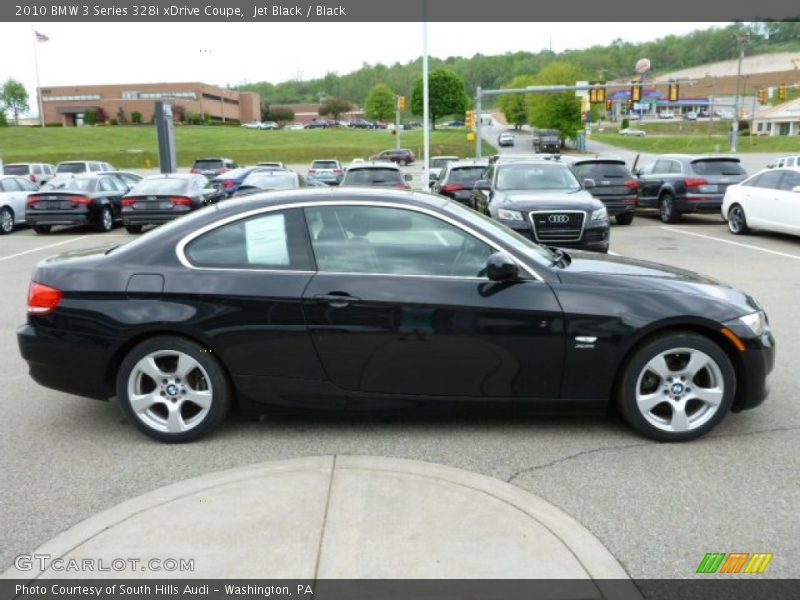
[301,203,565,399]
[747,169,784,230]
[98,176,126,217]
[635,161,659,207]
[1,178,29,224]
[776,170,800,233]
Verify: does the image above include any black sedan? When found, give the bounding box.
[18,189,774,443]
[472,159,611,253]
[121,174,221,233]
[26,174,129,233]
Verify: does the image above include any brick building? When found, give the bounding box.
[38,82,260,126]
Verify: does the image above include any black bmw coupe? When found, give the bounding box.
[18,188,774,442]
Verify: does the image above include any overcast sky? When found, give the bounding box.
[1,22,727,116]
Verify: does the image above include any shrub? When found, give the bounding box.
[83,109,97,125]
[116,107,127,124]
[131,111,143,124]
[0,112,7,127]
[621,117,630,130]
[109,118,118,126]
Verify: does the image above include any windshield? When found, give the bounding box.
[56,163,87,174]
[312,161,338,169]
[130,178,190,195]
[4,165,28,176]
[443,200,555,268]
[496,163,581,191]
[573,162,630,180]
[242,172,298,190]
[691,160,745,176]
[343,168,403,186]
[448,167,487,185]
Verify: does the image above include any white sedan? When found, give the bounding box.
[722,167,800,237]
[619,128,646,137]
[0,175,39,234]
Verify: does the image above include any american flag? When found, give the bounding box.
[35,31,49,42]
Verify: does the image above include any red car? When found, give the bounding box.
[368,149,415,166]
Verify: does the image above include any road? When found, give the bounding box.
[1,150,799,580]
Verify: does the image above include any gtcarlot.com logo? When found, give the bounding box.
[14,554,195,573]
[696,552,773,574]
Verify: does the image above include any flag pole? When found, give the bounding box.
[32,28,45,127]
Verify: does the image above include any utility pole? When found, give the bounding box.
[395,95,401,150]
[731,31,749,152]
[476,86,483,158]
[707,78,715,139]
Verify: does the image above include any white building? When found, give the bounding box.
[753,98,800,136]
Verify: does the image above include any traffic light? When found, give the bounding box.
[465,110,476,128]
[778,84,787,101]
[631,84,642,103]
[589,84,606,104]
[758,88,767,104]
[398,95,406,110]
[668,83,680,102]
[606,99,613,111]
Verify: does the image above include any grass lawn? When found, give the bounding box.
[592,132,800,154]
[0,126,492,168]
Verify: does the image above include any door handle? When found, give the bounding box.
[314,293,361,308]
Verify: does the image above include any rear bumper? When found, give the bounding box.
[17,323,109,401]
[26,212,92,227]
[601,200,637,216]
[123,211,184,225]
[678,196,723,213]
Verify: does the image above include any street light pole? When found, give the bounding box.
[422,15,430,186]
[476,87,482,158]
[731,32,748,153]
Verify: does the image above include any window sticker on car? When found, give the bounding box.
[245,214,289,265]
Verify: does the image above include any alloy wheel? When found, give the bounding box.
[634,347,725,433]
[728,205,748,234]
[0,208,12,234]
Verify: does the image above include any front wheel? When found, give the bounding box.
[116,336,232,443]
[616,332,735,442]
[615,212,634,226]
[727,204,750,235]
[659,194,680,223]
[0,207,13,234]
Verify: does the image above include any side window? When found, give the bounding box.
[18,178,38,191]
[778,170,800,192]
[742,174,761,188]
[653,160,671,174]
[185,209,312,270]
[638,162,655,176]
[669,161,682,174]
[305,205,494,278]
[1,178,22,192]
[112,177,129,192]
[33,165,43,175]
[757,170,784,190]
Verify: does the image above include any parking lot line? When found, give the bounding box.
[0,236,90,262]
[661,227,800,262]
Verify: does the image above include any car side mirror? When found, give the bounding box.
[485,252,519,282]
[474,179,491,191]
[583,178,596,189]
[404,173,413,182]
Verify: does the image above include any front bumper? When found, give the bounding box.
[724,323,776,412]
[501,219,610,253]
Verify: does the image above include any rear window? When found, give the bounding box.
[448,167,487,185]
[59,178,97,192]
[242,172,298,190]
[130,178,190,195]
[343,168,402,185]
[312,161,339,169]
[573,162,630,180]
[193,160,224,170]
[4,165,29,176]
[56,163,87,174]
[691,160,745,176]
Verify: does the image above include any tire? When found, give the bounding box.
[727,204,750,235]
[116,336,232,443]
[96,206,114,232]
[615,212,634,226]
[659,193,680,223]
[33,225,51,234]
[616,331,735,442]
[125,224,143,234]
[0,207,13,235]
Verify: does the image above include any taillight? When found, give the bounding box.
[67,195,92,205]
[334,168,343,175]
[440,184,464,193]
[685,177,709,189]
[170,196,193,206]
[222,180,236,188]
[308,169,317,174]
[190,169,199,174]
[27,196,40,206]
[121,197,136,207]
[623,179,639,191]
[27,282,62,315]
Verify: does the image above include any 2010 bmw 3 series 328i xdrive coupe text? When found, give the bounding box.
[17,188,775,443]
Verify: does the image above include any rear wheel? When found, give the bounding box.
[615,212,634,226]
[617,332,735,442]
[125,224,143,234]
[116,336,231,443]
[727,204,750,235]
[400,159,409,166]
[659,193,680,223]
[0,207,13,234]
[96,206,114,232]
[33,225,51,234]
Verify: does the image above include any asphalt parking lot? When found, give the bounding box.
[2,181,799,580]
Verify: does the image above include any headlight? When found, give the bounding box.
[590,206,608,221]
[497,209,524,222]
[738,311,768,336]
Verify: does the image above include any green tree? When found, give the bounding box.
[131,111,143,124]
[83,109,97,125]
[1,79,30,125]
[116,106,127,124]
[409,69,470,129]
[498,75,536,129]
[364,83,396,121]
[318,97,352,122]
[267,106,295,123]
[527,62,587,145]
[0,111,8,127]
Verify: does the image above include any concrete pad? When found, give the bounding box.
[3,455,632,589]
